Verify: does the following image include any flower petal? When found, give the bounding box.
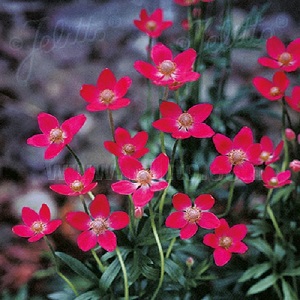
[49,184,73,195]
[198,212,220,229]
[189,123,215,138]
[22,207,39,226]
[210,155,232,174]
[233,127,253,150]
[98,230,117,252]
[37,113,59,134]
[212,134,232,155]
[203,233,219,248]
[233,161,255,183]
[77,231,97,252]
[188,103,213,123]
[266,36,285,59]
[149,180,168,192]
[132,186,153,207]
[80,84,99,103]
[90,194,110,218]
[229,241,248,253]
[165,211,187,228]
[12,225,33,237]
[109,211,130,230]
[66,211,90,231]
[97,68,116,90]
[159,101,182,118]
[151,43,173,66]
[27,134,50,147]
[118,156,143,179]
[114,77,132,98]
[111,180,137,195]
[213,247,232,266]
[150,153,169,179]
[172,193,192,210]
[180,223,198,239]
[44,220,62,235]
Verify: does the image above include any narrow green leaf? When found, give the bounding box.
[247,274,278,295]
[74,290,101,300]
[164,259,186,286]
[55,252,98,283]
[99,257,120,292]
[281,278,298,300]
[238,262,271,282]
[247,238,274,259]
[282,266,300,277]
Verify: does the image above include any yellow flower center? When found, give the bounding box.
[260,151,271,162]
[31,221,46,234]
[177,112,194,130]
[146,20,157,31]
[136,169,152,185]
[49,128,65,144]
[278,52,292,66]
[219,236,233,249]
[99,89,115,104]
[270,86,281,97]
[158,60,176,76]
[89,217,109,235]
[122,143,136,155]
[184,206,201,223]
[228,149,246,165]
[269,177,278,186]
[70,180,84,192]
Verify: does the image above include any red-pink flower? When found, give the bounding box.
[253,71,289,101]
[152,101,214,139]
[210,127,262,183]
[12,204,62,242]
[290,160,300,172]
[111,153,169,207]
[203,218,248,266]
[27,113,86,160]
[285,86,300,112]
[134,43,200,88]
[80,68,132,111]
[174,0,213,6]
[50,167,97,196]
[134,8,173,38]
[261,166,292,189]
[258,36,300,72]
[66,194,129,252]
[165,193,220,239]
[258,136,283,165]
[104,127,149,159]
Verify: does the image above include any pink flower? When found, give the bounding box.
[134,43,200,88]
[258,136,283,165]
[258,36,300,72]
[285,86,300,112]
[290,160,300,172]
[253,71,289,101]
[210,127,262,183]
[261,166,292,189]
[134,8,173,38]
[111,153,169,207]
[50,167,97,196]
[12,204,62,242]
[165,193,220,239]
[203,219,248,267]
[27,113,86,160]
[152,101,214,139]
[104,127,149,159]
[174,0,213,6]
[66,194,129,252]
[80,68,132,111]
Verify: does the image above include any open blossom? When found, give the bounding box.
[134,8,173,38]
[262,166,292,189]
[203,218,248,267]
[258,136,283,165]
[253,71,289,101]
[50,167,97,196]
[12,204,62,242]
[165,193,220,239]
[80,68,132,111]
[27,113,86,160]
[111,153,169,207]
[285,86,300,112]
[152,101,214,139]
[210,127,261,183]
[134,43,200,89]
[66,194,129,252]
[258,36,300,72]
[104,127,149,159]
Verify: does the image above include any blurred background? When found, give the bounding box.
[0,0,299,297]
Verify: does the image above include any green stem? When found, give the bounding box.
[116,247,129,300]
[91,249,105,273]
[43,236,79,296]
[149,203,165,300]
[165,237,176,259]
[67,145,84,174]
[266,205,285,242]
[218,176,235,218]
[79,195,91,216]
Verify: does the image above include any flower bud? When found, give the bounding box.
[285,128,296,141]
[297,134,300,144]
[134,206,144,219]
[290,159,300,172]
[186,256,194,268]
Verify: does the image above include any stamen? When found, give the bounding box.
[99,89,115,104]
[122,144,136,155]
[89,218,109,235]
[49,128,65,144]
[184,207,201,223]
[228,149,246,165]
[71,180,84,192]
[136,169,152,185]
[158,60,176,76]
[177,113,194,130]
[219,236,233,249]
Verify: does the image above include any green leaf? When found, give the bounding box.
[238,262,271,283]
[282,266,300,277]
[74,290,101,300]
[55,252,98,283]
[141,263,159,280]
[47,291,75,300]
[99,257,120,292]
[281,278,298,300]
[247,274,278,295]
[247,238,274,259]
[164,259,186,286]
[272,184,295,205]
